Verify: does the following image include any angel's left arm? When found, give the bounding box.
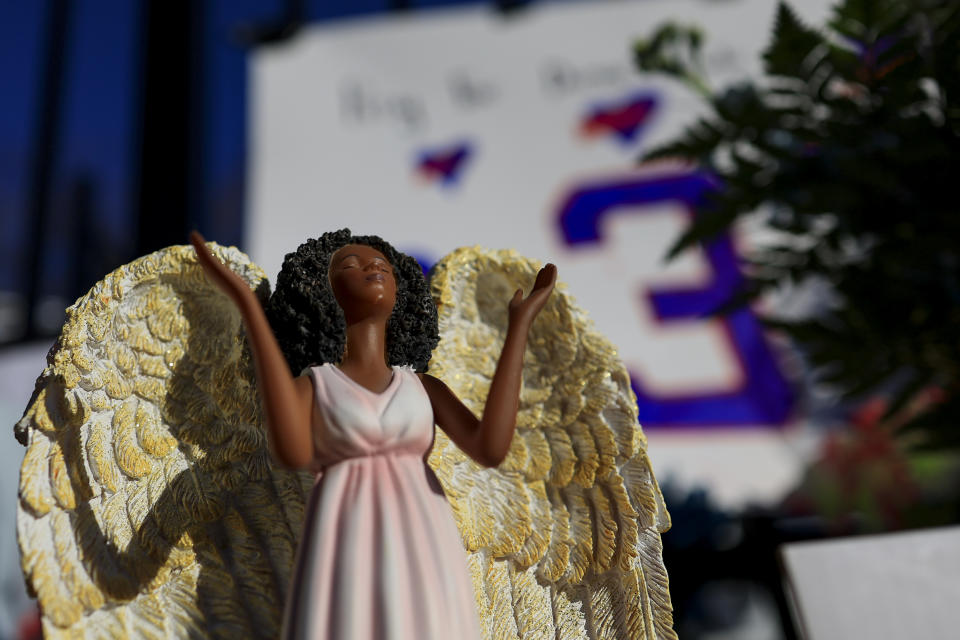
[420,263,556,468]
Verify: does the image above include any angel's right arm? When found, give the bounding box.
[191,232,315,469]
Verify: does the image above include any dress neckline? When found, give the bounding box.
[326,363,400,396]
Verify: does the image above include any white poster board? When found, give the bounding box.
[247,0,834,505]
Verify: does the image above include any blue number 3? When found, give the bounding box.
[556,171,792,428]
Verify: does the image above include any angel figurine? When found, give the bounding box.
[15,230,676,640]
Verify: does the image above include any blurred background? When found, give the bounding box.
[2,0,958,638]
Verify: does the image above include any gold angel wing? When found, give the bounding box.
[15,244,312,639]
[427,247,676,640]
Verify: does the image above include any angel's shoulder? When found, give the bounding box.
[416,372,450,392]
[294,372,315,396]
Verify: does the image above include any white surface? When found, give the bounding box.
[781,527,960,640]
[0,342,50,636]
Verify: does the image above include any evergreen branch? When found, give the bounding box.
[634,22,711,98]
[764,2,829,82]
[634,0,960,446]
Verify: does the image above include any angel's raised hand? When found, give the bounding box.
[508,263,557,330]
[190,231,252,308]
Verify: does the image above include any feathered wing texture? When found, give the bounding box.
[427,247,676,640]
[16,243,675,640]
[15,244,313,639]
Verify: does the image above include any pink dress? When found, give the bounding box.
[281,363,481,640]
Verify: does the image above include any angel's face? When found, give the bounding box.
[328,244,397,321]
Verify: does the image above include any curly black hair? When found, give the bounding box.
[264,229,439,374]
